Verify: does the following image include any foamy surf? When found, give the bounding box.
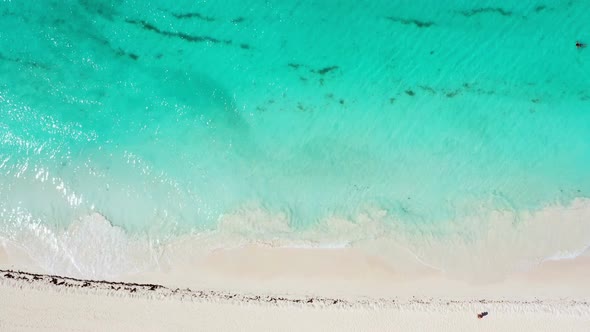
[1,198,588,282]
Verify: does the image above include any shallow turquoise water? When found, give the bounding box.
[1,0,589,243]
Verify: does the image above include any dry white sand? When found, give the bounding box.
[1,245,589,331]
[1,284,588,332]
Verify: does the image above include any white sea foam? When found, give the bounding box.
[542,244,590,261]
[167,198,590,280]
[1,198,589,281]
[277,242,351,249]
[0,212,162,279]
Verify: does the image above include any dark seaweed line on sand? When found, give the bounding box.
[1,269,589,310]
[1,269,350,306]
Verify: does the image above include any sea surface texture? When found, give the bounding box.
[1,0,589,278]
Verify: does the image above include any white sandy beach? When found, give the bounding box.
[1,244,589,332]
[2,0,590,330]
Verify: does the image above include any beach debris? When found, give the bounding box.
[1,269,588,312]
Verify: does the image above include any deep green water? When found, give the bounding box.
[1,1,589,275]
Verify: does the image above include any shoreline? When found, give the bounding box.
[1,267,589,312]
[2,243,590,300]
[3,244,590,302]
[1,246,590,331]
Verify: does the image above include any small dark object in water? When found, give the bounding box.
[316,66,338,75]
[576,41,586,49]
[477,311,489,319]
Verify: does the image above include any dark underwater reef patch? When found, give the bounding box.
[324,93,346,107]
[314,66,339,75]
[125,19,250,49]
[163,9,246,24]
[418,85,436,94]
[399,81,502,99]
[169,11,216,22]
[458,7,513,17]
[287,63,340,75]
[385,17,435,28]
[398,85,467,98]
[114,48,139,61]
[0,52,49,69]
[125,19,230,44]
[534,5,546,12]
[231,17,246,24]
[287,63,341,86]
[445,90,460,98]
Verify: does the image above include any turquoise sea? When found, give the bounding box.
[1,0,589,278]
